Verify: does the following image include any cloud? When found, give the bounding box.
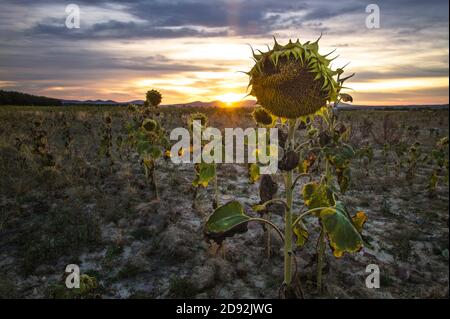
[0,0,448,104]
[30,20,228,40]
[354,66,449,82]
[354,87,449,105]
[0,48,227,81]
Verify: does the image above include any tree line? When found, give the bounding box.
[0,90,63,106]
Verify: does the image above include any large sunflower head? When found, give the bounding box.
[248,36,353,119]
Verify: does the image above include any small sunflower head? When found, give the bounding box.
[259,175,278,203]
[188,112,208,131]
[248,36,353,119]
[141,119,158,132]
[146,89,162,108]
[128,104,138,112]
[278,150,300,171]
[104,114,112,125]
[252,107,273,126]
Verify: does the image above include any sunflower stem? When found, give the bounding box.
[213,167,219,208]
[283,119,297,287]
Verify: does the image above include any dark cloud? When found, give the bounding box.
[0,0,447,41]
[30,20,228,40]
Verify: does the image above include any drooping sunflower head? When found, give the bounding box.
[188,112,208,132]
[127,104,138,112]
[248,36,353,119]
[104,114,112,125]
[141,118,158,132]
[146,89,162,108]
[252,107,273,126]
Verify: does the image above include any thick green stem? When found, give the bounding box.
[283,119,297,286]
[213,168,219,208]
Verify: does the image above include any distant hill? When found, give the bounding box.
[62,99,130,105]
[62,98,257,108]
[0,91,257,107]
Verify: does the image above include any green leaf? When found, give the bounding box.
[136,140,162,159]
[205,201,250,244]
[336,166,351,193]
[298,158,309,174]
[293,221,309,247]
[298,150,317,174]
[252,204,266,212]
[320,202,364,257]
[193,162,216,187]
[136,140,151,155]
[351,211,368,233]
[437,136,449,147]
[148,145,162,158]
[302,182,335,214]
[326,144,355,168]
[248,163,260,184]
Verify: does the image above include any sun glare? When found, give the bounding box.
[215,92,243,105]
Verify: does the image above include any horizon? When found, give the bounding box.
[0,0,449,106]
[2,89,450,107]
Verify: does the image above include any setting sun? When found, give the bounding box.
[215,92,244,106]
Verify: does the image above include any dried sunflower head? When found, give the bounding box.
[127,104,138,112]
[252,107,273,126]
[146,89,162,108]
[247,36,353,119]
[141,118,158,132]
[104,114,112,125]
[188,112,208,131]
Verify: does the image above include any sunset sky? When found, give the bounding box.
[0,0,448,105]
